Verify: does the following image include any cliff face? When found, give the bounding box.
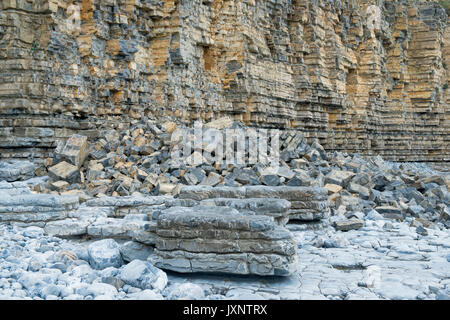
[0,0,448,161]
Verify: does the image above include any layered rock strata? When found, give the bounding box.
[0,187,79,223]
[0,0,447,161]
[0,161,36,182]
[200,198,291,225]
[151,206,298,276]
[83,195,174,217]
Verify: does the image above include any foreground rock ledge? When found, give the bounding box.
[150,206,298,276]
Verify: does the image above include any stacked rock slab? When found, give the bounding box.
[42,195,199,243]
[199,198,291,226]
[178,185,330,222]
[83,196,174,217]
[0,186,79,223]
[151,206,298,276]
[45,195,175,243]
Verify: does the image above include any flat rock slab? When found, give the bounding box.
[153,205,297,276]
[84,195,174,217]
[151,250,298,276]
[178,186,247,200]
[156,206,275,232]
[0,194,78,208]
[0,180,31,196]
[200,198,290,215]
[179,186,329,222]
[155,235,296,256]
[44,218,91,237]
[199,198,290,225]
[155,224,293,241]
[289,200,330,221]
[375,206,404,220]
[286,220,329,231]
[245,186,328,201]
[289,209,328,222]
[179,185,328,201]
[333,218,364,231]
[84,196,173,208]
[87,218,153,240]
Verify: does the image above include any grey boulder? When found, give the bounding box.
[118,260,168,292]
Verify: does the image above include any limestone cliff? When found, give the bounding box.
[0,0,448,161]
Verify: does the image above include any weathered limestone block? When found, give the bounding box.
[325,170,356,187]
[333,218,364,231]
[86,217,153,240]
[44,218,91,237]
[151,205,298,276]
[156,206,275,231]
[68,206,113,218]
[0,180,32,195]
[155,237,296,256]
[155,226,293,241]
[151,250,298,276]
[129,221,158,246]
[244,186,328,202]
[43,204,158,244]
[178,186,247,200]
[375,206,405,220]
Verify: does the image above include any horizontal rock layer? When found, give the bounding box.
[200,197,290,225]
[0,0,448,161]
[152,205,298,276]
